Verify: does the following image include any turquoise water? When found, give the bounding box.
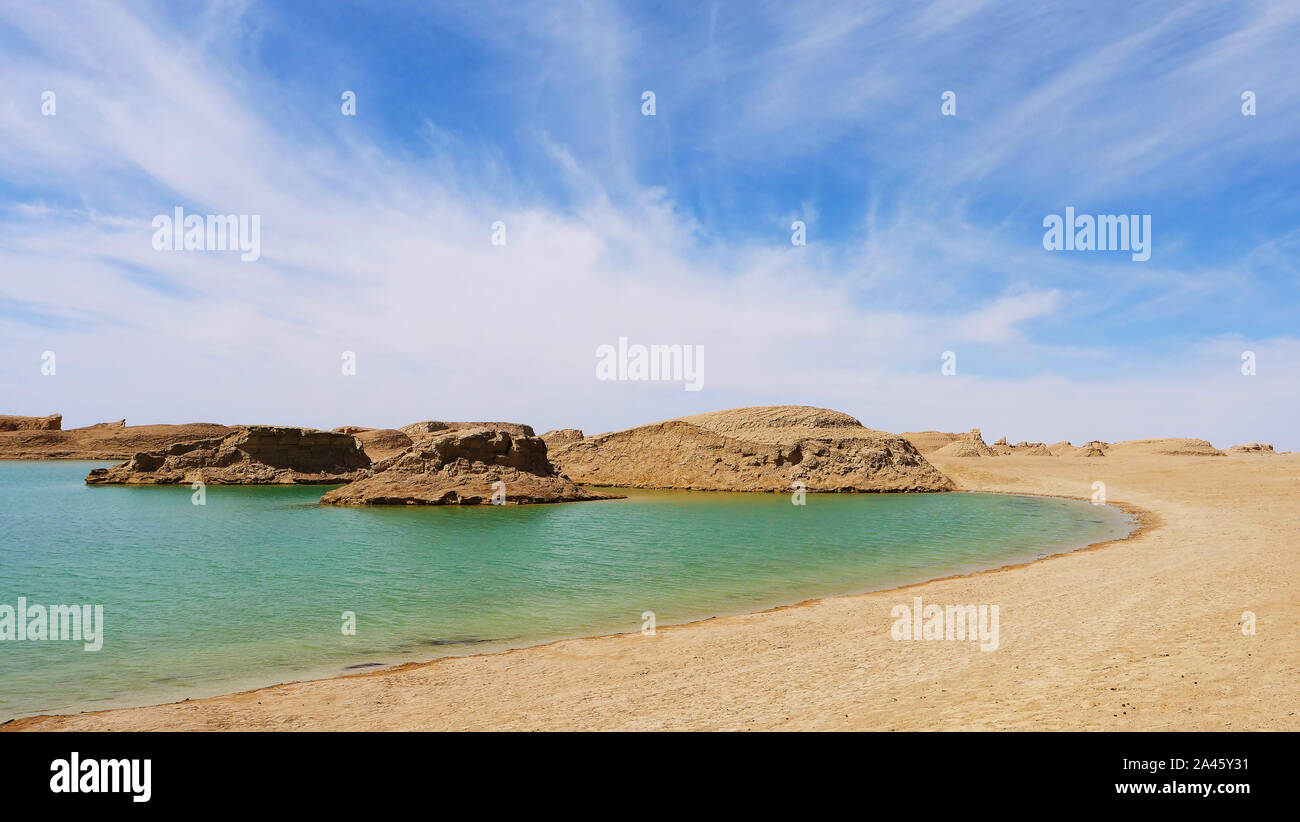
[0,460,1133,719]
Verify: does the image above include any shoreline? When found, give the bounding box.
[3,489,1144,729]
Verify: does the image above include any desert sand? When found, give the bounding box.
[6,451,1297,731]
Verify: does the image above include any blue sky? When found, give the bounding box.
[1,1,1298,448]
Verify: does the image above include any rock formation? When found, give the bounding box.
[544,406,952,492]
[1008,441,1052,456]
[932,429,998,458]
[540,428,585,445]
[0,413,62,431]
[1228,442,1276,454]
[400,420,536,439]
[86,427,370,484]
[1069,441,1110,458]
[1,416,236,460]
[321,426,618,505]
[899,431,963,454]
[1106,438,1224,456]
[908,430,1049,457]
[989,437,1052,456]
[332,427,414,461]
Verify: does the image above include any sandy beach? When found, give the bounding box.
[6,452,1297,731]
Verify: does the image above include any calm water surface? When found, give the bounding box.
[0,460,1133,719]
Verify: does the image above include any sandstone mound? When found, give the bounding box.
[322,427,619,505]
[899,431,963,454]
[934,441,991,457]
[990,439,1052,456]
[1228,442,1276,454]
[1,418,236,460]
[541,429,585,445]
[352,428,414,461]
[0,413,62,431]
[86,427,370,485]
[1107,438,1224,456]
[932,429,997,458]
[546,405,952,492]
[1068,441,1109,458]
[1009,442,1052,456]
[83,419,126,430]
[400,420,537,439]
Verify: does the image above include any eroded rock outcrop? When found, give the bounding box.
[932,429,998,458]
[86,427,370,484]
[990,437,1052,456]
[899,431,963,454]
[545,406,952,492]
[0,414,61,431]
[1069,441,1110,458]
[1229,442,1276,454]
[400,420,536,439]
[321,427,618,505]
[1008,441,1052,456]
[1107,438,1224,456]
[540,428,585,445]
[1,417,236,460]
[333,427,414,461]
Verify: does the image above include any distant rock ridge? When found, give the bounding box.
[322,426,619,505]
[932,429,998,458]
[909,431,1240,458]
[0,414,62,431]
[1229,442,1275,454]
[1,416,236,460]
[544,405,953,492]
[991,436,1052,456]
[1070,441,1110,458]
[86,427,370,485]
[400,420,536,438]
[1106,438,1224,456]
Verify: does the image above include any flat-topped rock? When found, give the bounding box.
[1107,438,1224,456]
[86,427,370,485]
[1228,442,1275,454]
[400,420,536,439]
[1,418,236,460]
[546,405,952,492]
[322,427,619,505]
